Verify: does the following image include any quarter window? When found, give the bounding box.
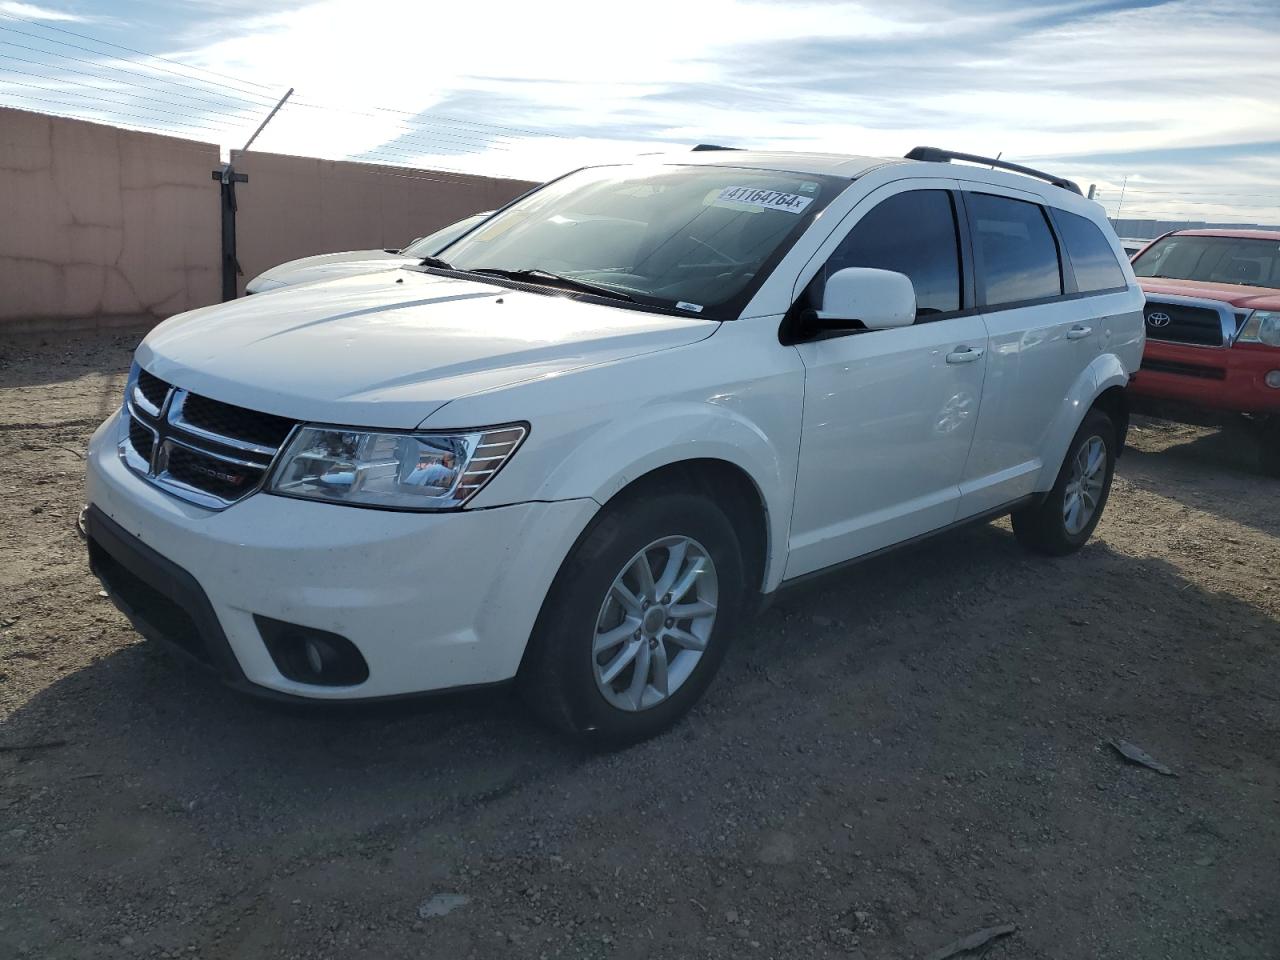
[1055,211,1126,292]
[968,193,1063,307]
[815,190,962,318]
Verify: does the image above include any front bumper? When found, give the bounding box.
[1130,340,1280,414]
[84,415,598,700]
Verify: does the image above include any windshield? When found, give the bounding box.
[1132,235,1280,289]
[437,164,844,318]
[401,212,491,258]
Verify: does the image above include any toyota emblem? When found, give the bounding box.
[1146,311,1172,327]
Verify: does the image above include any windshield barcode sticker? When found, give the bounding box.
[714,186,813,214]
[676,301,704,313]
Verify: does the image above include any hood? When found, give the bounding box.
[1139,277,1280,312]
[138,270,718,428]
[247,249,414,292]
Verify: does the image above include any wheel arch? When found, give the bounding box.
[1035,354,1132,490]
[593,458,772,599]
[1090,383,1130,453]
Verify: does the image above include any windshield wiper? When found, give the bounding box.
[466,267,635,303]
[417,255,454,270]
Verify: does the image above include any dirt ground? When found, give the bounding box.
[1,326,1277,960]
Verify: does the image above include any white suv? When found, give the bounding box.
[84,146,1144,742]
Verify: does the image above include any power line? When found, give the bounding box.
[0,17,566,150]
[285,99,514,147]
[0,9,283,94]
[0,74,253,131]
[0,40,272,113]
[265,100,512,157]
[0,39,522,155]
[0,91,237,140]
[0,21,282,107]
[0,58,260,122]
[365,104,566,140]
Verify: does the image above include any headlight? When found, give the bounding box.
[268,424,526,510]
[1237,310,1280,347]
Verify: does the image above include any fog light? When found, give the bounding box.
[255,615,369,686]
[305,639,325,674]
[1265,370,1280,388]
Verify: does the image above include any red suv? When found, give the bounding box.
[1128,229,1280,473]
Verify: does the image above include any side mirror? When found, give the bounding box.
[814,267,916,331]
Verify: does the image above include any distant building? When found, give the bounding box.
[1110,218,1280,240]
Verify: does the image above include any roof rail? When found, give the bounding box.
[691,143,741,152]
[904,146,1082,195]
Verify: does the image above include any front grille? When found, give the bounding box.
[128,418,155,462]
[135,369,170,410]
[179,392,295,448]
[1140,358,1227,380]
[120,366,297,509]
[165,443,264,501]
[1144,300,1226,347]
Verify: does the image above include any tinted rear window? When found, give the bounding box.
[968,193,1063,307]
[1056,211,1126,292]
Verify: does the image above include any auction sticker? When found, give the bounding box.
[714,185,813,214]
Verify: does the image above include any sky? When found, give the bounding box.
[1,0,1278,225]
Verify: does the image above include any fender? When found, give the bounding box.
[1035,351,1130,490]
[528,400,794,591]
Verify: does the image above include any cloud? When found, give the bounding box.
[0,1,97,21]
[3,0,1278,222]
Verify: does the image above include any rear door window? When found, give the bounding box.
[968,193,1063,307]
[1055,211,1127,292]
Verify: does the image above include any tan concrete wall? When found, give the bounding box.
[0,107,221,330]
[230,150,538,297]
[0,110,538,328]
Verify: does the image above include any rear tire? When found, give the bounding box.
[1012,409,1116,556]
[518,487,747,746]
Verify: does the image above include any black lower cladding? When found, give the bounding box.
[86,505,246,682]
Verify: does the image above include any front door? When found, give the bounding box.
[785,186,987,580]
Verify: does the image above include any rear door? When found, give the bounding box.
[785,183,989,579]
[955,188,1094,518]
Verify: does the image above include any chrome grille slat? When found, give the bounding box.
[119,366,297,510]
[167,390,281,458]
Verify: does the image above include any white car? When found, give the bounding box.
[85,147,1144,743]
[243,212,492,293]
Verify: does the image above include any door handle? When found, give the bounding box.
[1066,324,1093,340]
[945,346,985,364]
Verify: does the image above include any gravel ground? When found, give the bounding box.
[1,326,1278,960]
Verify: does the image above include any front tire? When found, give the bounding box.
[1012,409,1116,556]
[518,488,747,745]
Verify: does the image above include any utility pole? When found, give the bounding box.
[212,87,294,301]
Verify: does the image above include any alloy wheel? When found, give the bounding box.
[592,536,718,712]
[1063,435,1106,535]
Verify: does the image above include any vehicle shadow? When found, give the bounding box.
[1127,414,1266,474]
[1120,414,1279,538]
[2,515,1278,958]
